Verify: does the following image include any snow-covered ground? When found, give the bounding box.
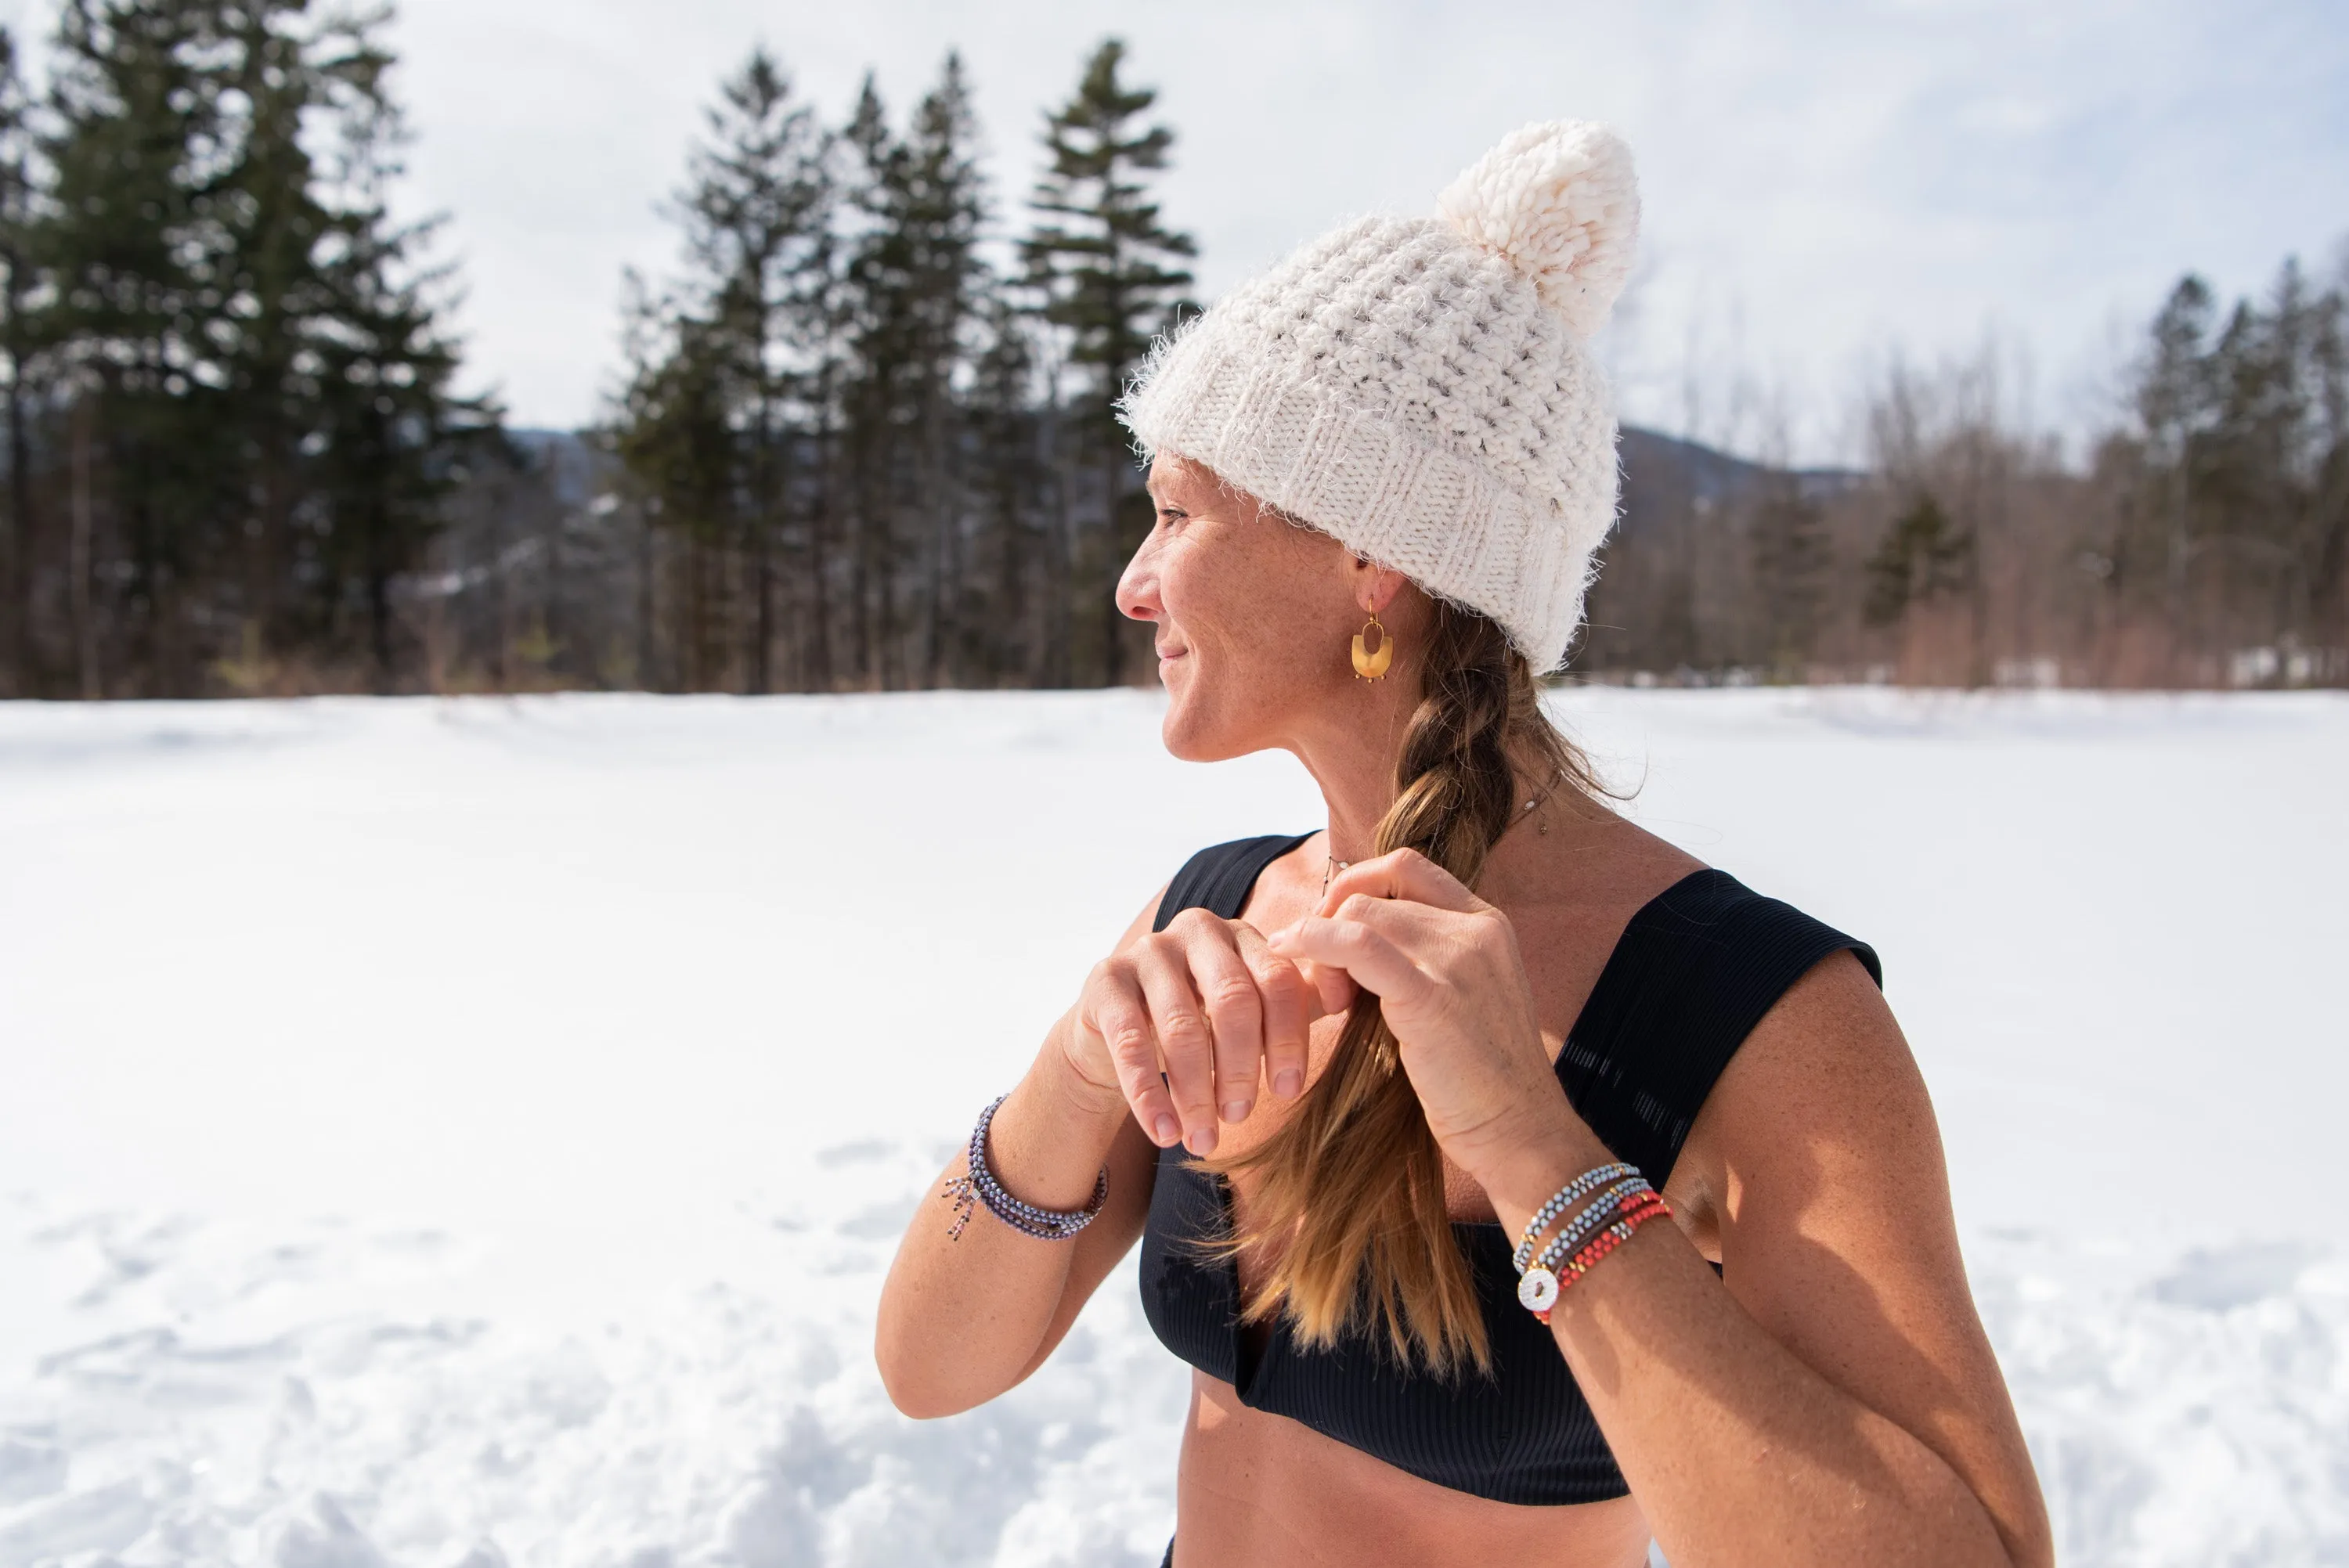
[2,687,2344,1568]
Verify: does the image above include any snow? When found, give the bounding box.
[2,687,2344,1567]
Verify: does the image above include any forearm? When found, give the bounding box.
[1483,1137,2026,1568]
[875,1018,1138,1417]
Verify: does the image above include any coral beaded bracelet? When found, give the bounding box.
[1526,1193,1672,1324]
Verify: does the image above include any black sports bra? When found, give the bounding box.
[1138,834,1882,1506]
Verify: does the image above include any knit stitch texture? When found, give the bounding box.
[1119,121,1639,672]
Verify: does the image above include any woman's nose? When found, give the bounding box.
[1117,536,1161,624]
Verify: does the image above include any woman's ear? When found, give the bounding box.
[1351,558,1409,616]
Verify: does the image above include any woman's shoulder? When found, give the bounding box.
[1545,831,1882,1185]
[1620,868,1883,992]
[1152,831,1318,931]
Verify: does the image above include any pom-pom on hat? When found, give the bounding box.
[1119,120,1640,673]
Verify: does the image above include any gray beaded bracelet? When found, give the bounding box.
[1513,1162,1639,1274]
[944,1095,1109,1242]
[1532,1178,1653,1274]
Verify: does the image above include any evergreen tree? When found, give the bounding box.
[227,0,491,681]
[837,55,985,688]
[0,27,34,694]
[965,293,1044,683]
[901,56,985,687]
[33,0,489,691]
[682,45,830,693]
[1022,38,1193,685]
[614,287,738,689]
[40,0,233,693]
[1748,480,1829,675]
[617,45,830,692]
[2110,262,2349,666]
[1864,492,1973,629]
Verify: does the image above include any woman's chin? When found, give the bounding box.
[1159,688,1257,763]
[1156,672,1218,761]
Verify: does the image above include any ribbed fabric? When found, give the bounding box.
[1138,834,1880,1506]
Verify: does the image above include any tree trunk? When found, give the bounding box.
[1,351,22,697]
[806,427,833,690]
[751,512,772,696]
[70,395,99,699]
[635,503,656,690]
[1101,447,1130,686]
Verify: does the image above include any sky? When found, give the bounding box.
[3,0,2344,462]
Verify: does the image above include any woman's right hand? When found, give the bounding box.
[1063,907,1340,1157]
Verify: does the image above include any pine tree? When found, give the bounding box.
[614,287,738,689]
[1023,38,1193,685]
[837,56,986,688]
[1748,480,1829,676]
[0,26,33,695]
[838,74,909,687]
[901,56,985,687]
[965,294,1044,683]
[39,0,233,694]
[226,0,491,683]
[32,0,489,691]
[616,45,831,693]
[1864,493,1973,629]
[680,46,830,693]
[2113,263,2349,668]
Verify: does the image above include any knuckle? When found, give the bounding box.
[1158,1009,1207,1048]
[1204,976,1260,1015]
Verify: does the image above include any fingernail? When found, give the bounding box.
[1221,1100,1250,1122]
[1153,1114,1179,1145]
[1274,1069,1303,1098]
[1187,1124,1218,1156]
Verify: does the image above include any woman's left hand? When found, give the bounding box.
[1266,849,1597,1198]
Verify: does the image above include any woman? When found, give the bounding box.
[878,122,2050,1568]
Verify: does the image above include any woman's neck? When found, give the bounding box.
[1290,719,1612,893]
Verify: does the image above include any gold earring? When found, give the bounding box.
[1351,614,1394,680]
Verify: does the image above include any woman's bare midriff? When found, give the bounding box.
[1172,1369,1652,1568]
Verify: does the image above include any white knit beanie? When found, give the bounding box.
[1117,121,1640,673]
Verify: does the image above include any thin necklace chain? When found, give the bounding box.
[1322,766,1568,895]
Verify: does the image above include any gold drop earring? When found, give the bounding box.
[1351,613,1394,680]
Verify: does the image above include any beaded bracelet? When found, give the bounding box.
[1526,1194,1672,1324]
[943,1095,1109,1242]
[1528,1177,1653,1276]
[1516,1180,1657,1315]
[1513,1162,1639,1274]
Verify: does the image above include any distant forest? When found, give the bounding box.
[0,0,2341,697]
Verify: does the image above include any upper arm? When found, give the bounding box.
[1677,952,2052,1568]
